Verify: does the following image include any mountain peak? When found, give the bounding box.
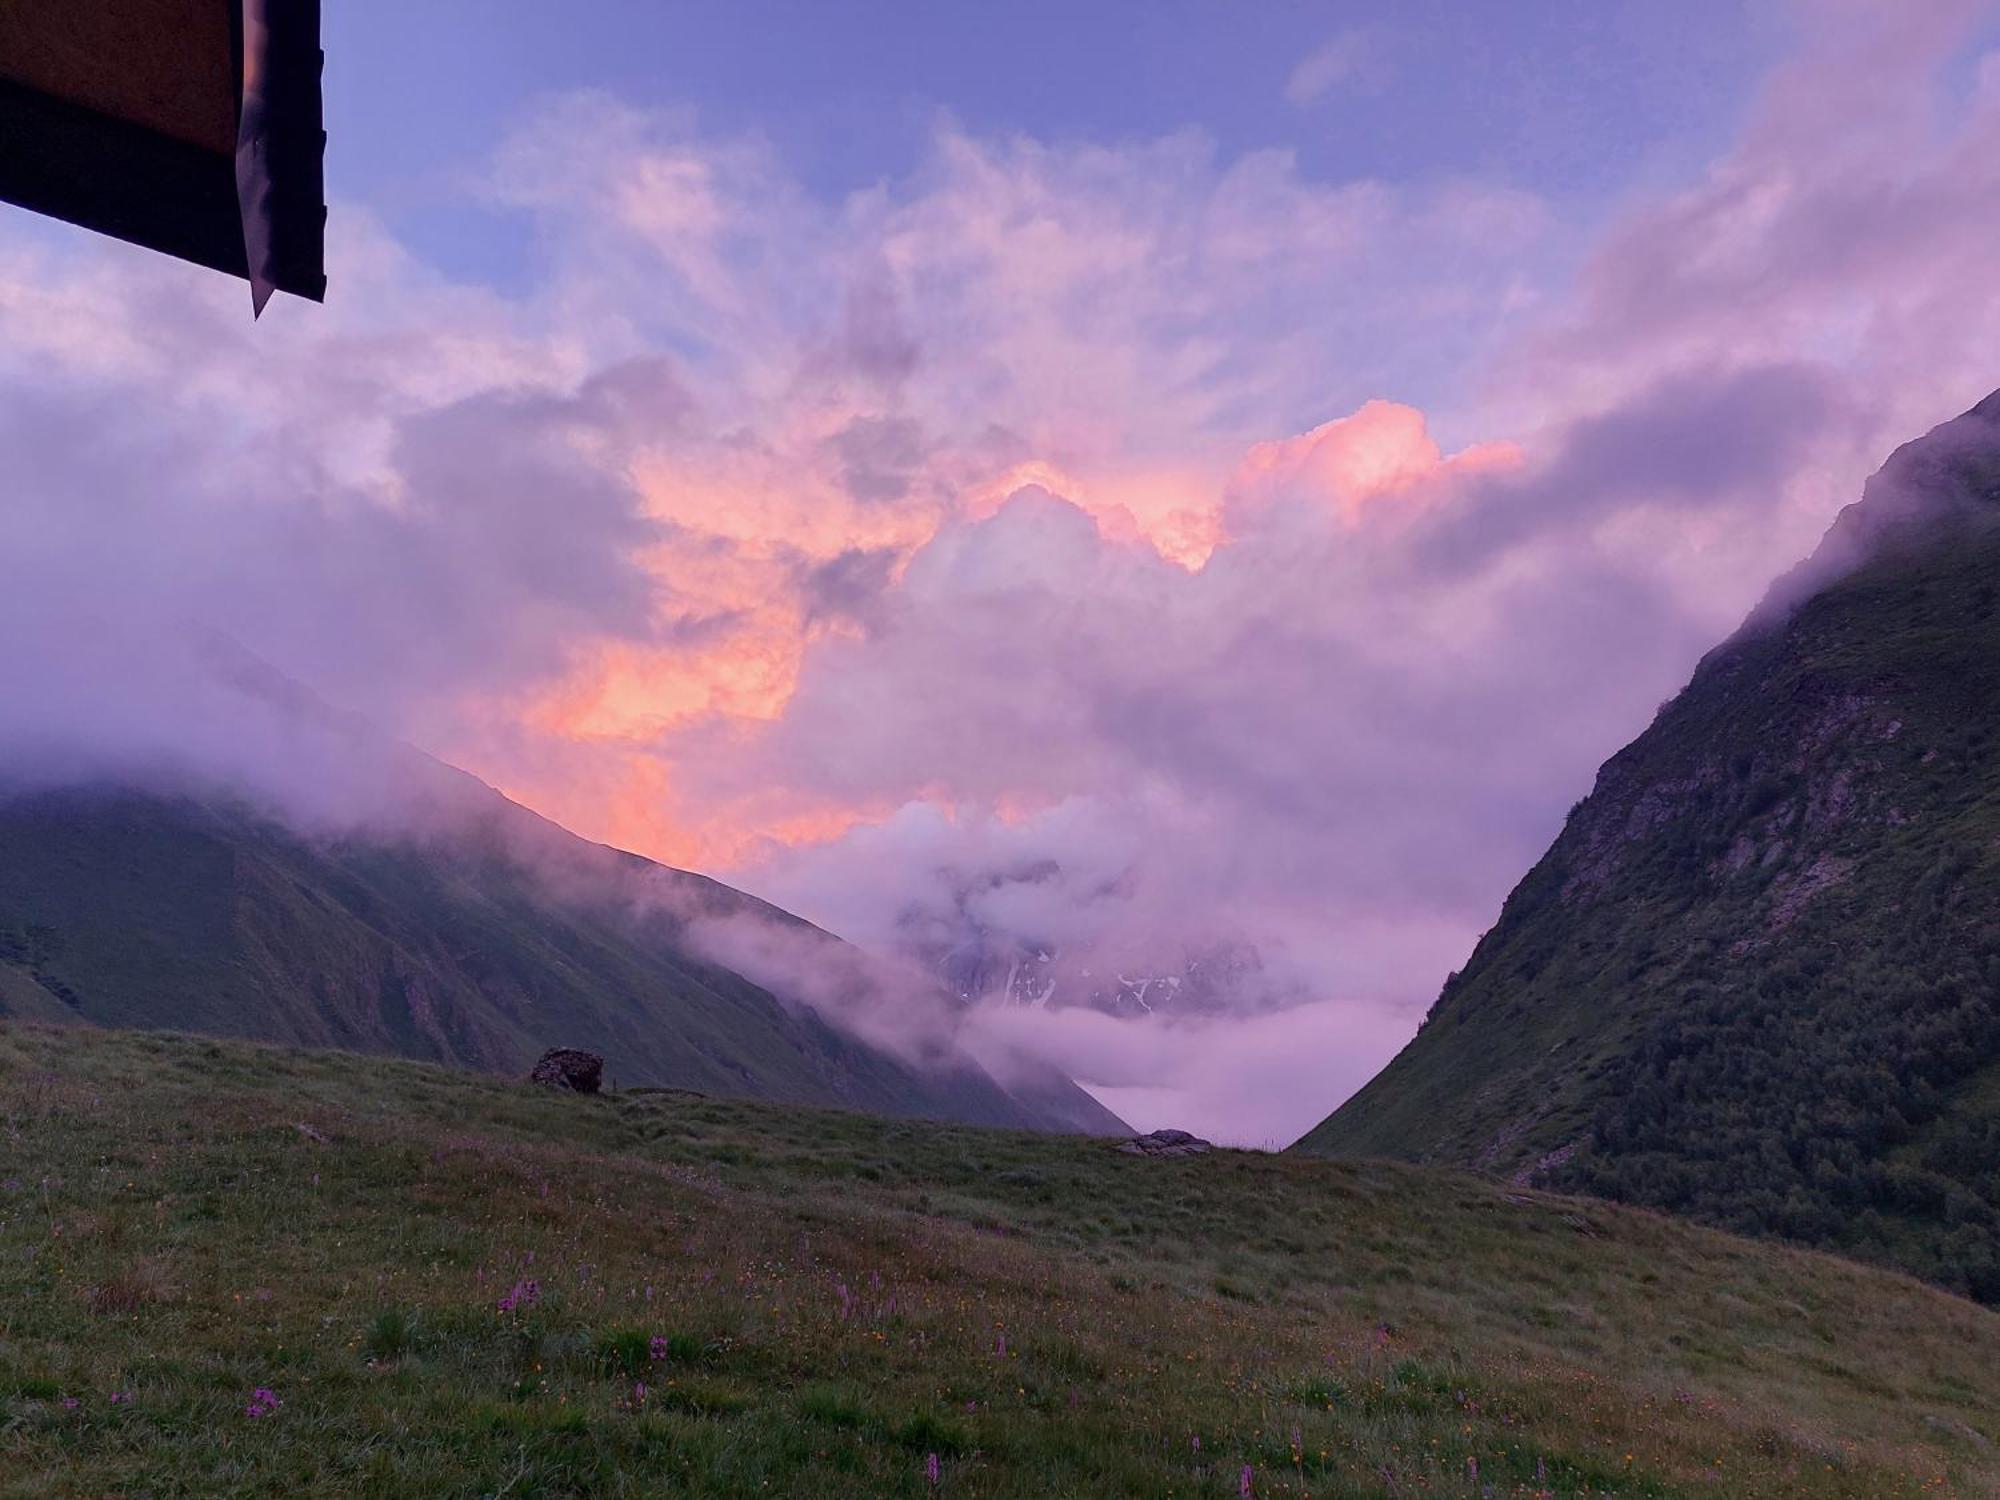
[1843,387,2000,538]
[1747,387,2000,629]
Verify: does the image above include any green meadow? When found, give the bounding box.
[2,1021,1994,1497]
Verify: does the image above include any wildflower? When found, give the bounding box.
[925,1451,940,1489]
[60,1396,79,1411]
[244,1387,281,1418]
[497,1278,541,1314]
[110,1391,131,1405]
[649,1335,671,1362]
[1240,1464,1254,1497]
[633,1381,647,1403]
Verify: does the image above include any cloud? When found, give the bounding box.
[2,2,1997,1145]
[1228,399,1520,533]
[0,224,672,820]
[965,998,1403,1150]
[1283,30,1381,108]
[1416,362,1850,573]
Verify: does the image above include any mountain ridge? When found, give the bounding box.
[1296,388,2000,1302]
[0,760,1124,1135]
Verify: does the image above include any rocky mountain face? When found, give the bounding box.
[1297,391,2000,1303]
[906,869,1277,1017]
[932,926,1271,1016]
[0,768,1125,1135]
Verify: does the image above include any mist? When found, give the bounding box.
[3,3,1998,1145]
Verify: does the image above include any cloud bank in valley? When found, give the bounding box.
[2,4,1996,1143]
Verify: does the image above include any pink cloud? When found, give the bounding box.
[1282,29,1382,109]
[1,3,1996,1145]
[1228,399,1520,531]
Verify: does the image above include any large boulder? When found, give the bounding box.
[1117,1128,1212,1158]
[529,1047,604,1094]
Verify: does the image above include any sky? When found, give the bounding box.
[3,0,1999,1145]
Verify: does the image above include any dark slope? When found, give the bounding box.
[0,778,1124,1135]
[1297,391,2000,1301]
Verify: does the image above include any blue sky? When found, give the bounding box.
[326,1,1787,302]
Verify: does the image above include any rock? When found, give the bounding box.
[529,1047,604,1094]
[1117,1128,1212,1158]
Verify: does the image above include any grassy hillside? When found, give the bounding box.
[1299,396,2000,1303]
[0,784,1119,1135]
[2,1022,1996,1497]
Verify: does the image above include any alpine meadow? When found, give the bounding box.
[4,3,2000,1497]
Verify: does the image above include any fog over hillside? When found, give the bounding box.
[4,4,1999,1142]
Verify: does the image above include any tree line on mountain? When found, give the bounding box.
[1555,897,2000,1303]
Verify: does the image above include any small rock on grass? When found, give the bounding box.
[1117,1129,1213,1158]
[530,1048,605,1094]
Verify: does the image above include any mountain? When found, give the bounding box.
[0,756,1124,1135]
[1297,390,2000,1302]
[932,925,1273,1016]
[906,863,1282,1016]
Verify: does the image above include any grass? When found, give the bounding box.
[1,1022,1996,1496]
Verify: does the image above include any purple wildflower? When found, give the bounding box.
[632,1381,646,1403]
[649,1335,670,1362]
[244,1387,281,1419]
[60,1396,79,1411]
[1192,1434,1201,1453]
[1240,1464,1254,1498]
[497,1278,541,1314]
[925,1451,940,1489]
[110,1391,131,1405]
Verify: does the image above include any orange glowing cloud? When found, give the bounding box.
[965,459,1229,569]
[462,397,1520,872]
[1229,399,1520,531]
